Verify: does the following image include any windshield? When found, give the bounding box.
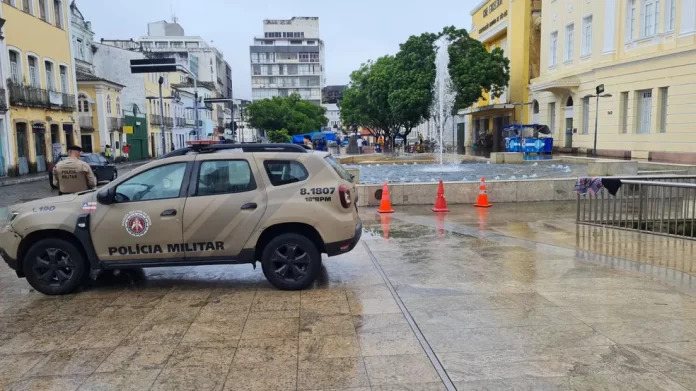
[324,156,353,182]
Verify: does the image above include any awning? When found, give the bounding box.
[458,104,515,117]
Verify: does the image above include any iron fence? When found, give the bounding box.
[8,83,75,111]
[78,115,94,130]
[150,114,162,126]
[0,88,7,111]
[108,117,122,131]
[577,175,696,240]
[164,117,174,128]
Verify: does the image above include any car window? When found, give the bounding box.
[95,155,108,164]
[115,163,187,202]
[324,156,353,182]
[264,160,308,186]
[196,160,256,196]
[80,155,93,164]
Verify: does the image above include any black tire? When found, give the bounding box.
[261,233,321,290]
[24,239,88,295]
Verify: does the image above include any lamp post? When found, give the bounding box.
[585,84,612,157]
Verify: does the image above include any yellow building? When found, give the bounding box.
[463,0,542,152]
[530,0,696,163]
[3,0,77,175]
[144,71,177,157]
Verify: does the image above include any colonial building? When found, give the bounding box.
[530,0,696,163]
[322,103,341,131]
[70,2,124,156]
[462,0,542,152]
[3,0,78,175]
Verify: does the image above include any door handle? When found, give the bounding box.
[161,209,177,216]
[241,203,257,210]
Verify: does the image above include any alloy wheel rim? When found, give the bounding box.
[32,248,75,287]
[271,243,310,282]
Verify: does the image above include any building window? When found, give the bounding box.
[9,50,21,84]
[627,0,637,42]
[21,0,30,13]
[307,40,316,45]
[116,97,121,117]
[78,94,89,113]
[620,92,629,134]
[171,41,183,48]
[44,61,55,91]
[155,41,168,48]
[28,56,40,88]
[582,15,593,56]
[666,0,676,32]
[549,31,558,67]
[642,0,659,37]
[291,40,302,45]
[531,101,540,123]
[53,0,63,28]
[658,87,668,133]
[39,0,47,21]
[564,24,574,62]
[582,96,590,134]
[106,95,112,115]
[637,89,652,134]
[548,102,556,134]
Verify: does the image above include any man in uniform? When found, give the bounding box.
[52,145,97,195]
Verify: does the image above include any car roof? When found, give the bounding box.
[160,143,308,158]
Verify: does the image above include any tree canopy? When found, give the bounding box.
[341,27,509,145]
[245,94,327,135]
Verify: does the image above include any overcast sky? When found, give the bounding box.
[77,0,479,100]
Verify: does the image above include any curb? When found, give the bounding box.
[0,161,148,188]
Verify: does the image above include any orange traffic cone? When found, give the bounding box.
[474,177,493,208]
[377,182,395,213]
[432,180,450,212]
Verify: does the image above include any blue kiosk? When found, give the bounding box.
[503,124,553,154]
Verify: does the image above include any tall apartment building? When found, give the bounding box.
[530,0,696,162]
[250,17,325,104]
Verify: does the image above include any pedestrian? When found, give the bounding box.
[52,145,97,195]
[357,137,364,154]
[104,145,112,160]
[122,143,130,160]
[303,135,313,150]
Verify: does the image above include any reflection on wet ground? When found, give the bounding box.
[1,202,696,390]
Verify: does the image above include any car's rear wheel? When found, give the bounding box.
[261,233,321,290]
[24,239,88,295]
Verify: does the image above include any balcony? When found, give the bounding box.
[164,117,174,128]
[8,83,76,111]
[150,114,163,126]
[176,117,186,127]
[108,117,122,131]
[78,114,94,130]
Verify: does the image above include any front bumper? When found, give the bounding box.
[325,218,362,256]
[0,226,22,274]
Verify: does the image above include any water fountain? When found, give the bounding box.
[432,35,456,165]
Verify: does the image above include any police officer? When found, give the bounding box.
[52,145,97,194]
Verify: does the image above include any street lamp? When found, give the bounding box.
[585,84,612,157]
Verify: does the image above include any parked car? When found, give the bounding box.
[48,153,117,189]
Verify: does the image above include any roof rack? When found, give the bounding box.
[159,143,308,159]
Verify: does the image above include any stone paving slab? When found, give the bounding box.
[0,203,695,389]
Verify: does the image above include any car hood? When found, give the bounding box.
[9,191,95,212]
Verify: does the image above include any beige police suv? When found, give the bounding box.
[0,143,361,295]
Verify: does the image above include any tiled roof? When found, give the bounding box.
[76,71,125,88]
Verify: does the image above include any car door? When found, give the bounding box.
[181,156,267,259]
[90,159,191,262]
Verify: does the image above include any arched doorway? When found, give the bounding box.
[564,96,574,148]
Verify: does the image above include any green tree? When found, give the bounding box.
[444,26,510,111]
[267,129,292,143]
[246,94,327,135]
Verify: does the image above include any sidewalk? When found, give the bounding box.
[0,160,148,188]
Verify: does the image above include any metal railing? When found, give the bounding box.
[8,83,75,111]
[78,114,94,130]
[0,88,7,111]
[164,117,173,128]
[150,114,162,126]
[108,117,122,131]
[577,175,696,240]
[176,117,186,127]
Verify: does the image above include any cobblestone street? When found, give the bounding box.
[1,202,696,390]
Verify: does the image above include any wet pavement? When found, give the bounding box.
[1,203,696,390]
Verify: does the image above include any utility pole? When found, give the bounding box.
[158,76,166,156]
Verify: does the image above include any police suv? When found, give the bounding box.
[0,143,361,295]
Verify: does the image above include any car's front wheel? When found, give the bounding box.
[24,239,88,295]
[261,233,321,290]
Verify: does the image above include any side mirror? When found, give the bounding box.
[97,187,114,205]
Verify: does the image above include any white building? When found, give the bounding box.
[322,103,340,131]
[250,17,325,105]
